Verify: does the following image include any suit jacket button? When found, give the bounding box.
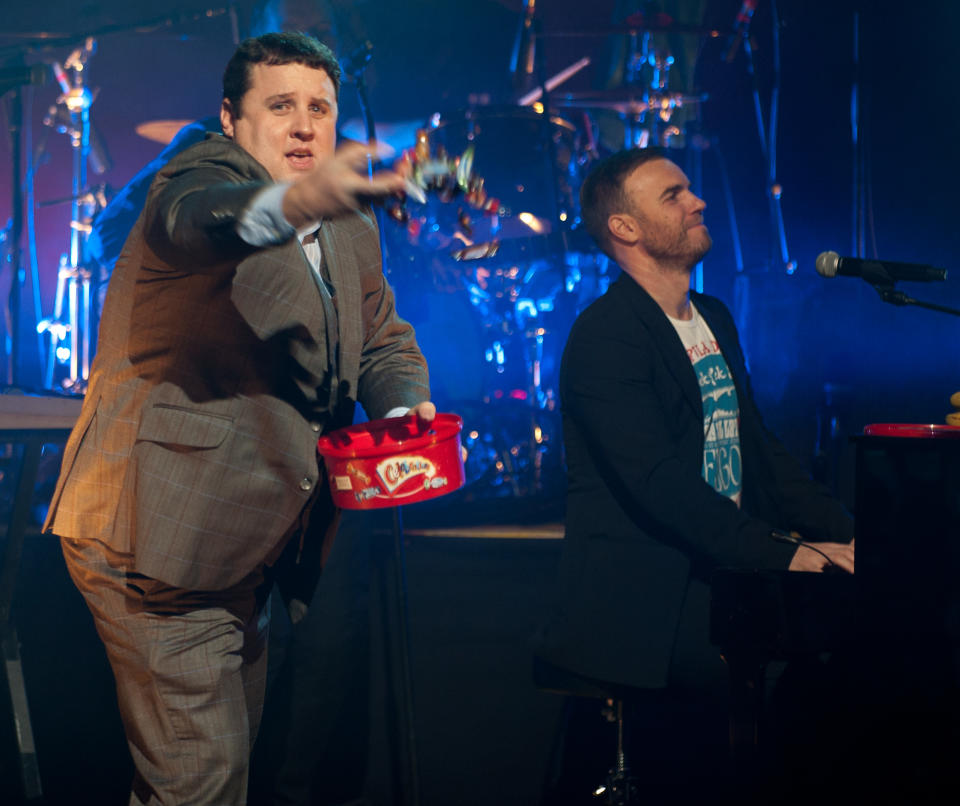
[310,422,321,433]
[299,477,313,491]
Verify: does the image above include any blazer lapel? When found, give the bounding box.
[318,219,363,391]
[694,293,749,407]
[616,272,703,419]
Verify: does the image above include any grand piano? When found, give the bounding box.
[711,423,960,797]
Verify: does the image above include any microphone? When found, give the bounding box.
[0,64,51,96]
[815,250,947,284]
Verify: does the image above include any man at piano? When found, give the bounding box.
[536,147,855,793]
[42,32,431,805]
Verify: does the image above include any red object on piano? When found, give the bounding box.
[863,423,960,439]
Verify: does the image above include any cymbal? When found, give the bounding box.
[135,119,195,145]
[540,23,720,38]
[338,117,424,153]
[553,90,706,115]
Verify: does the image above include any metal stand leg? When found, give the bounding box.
[2,625,42,801]
[39,260,91,391]
[0,438,44,801]
[390,507,421,806]
[375,508,421,806]
[596,698,638,805]
[36,44,100,392]
[725,650,767,802]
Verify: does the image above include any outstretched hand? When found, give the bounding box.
[282,141,407,227]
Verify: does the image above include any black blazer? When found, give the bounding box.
[537,272,853,689]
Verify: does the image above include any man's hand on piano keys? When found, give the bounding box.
[787,538,855,574]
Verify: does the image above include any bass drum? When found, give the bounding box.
[421,106,588,244]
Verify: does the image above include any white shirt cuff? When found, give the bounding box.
[236,182,296,246]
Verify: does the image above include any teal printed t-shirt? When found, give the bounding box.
[667,303,742,506]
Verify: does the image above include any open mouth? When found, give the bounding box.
[286,150,314,169]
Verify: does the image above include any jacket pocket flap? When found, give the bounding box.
[137,404,233,449]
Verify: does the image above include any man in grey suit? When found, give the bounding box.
[45,32,432,805]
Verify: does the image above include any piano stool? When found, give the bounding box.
[532,655,652,806]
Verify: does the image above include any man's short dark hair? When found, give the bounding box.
[579,147,667,256]
[223,32,341,117]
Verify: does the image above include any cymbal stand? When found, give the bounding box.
[737,0,794,272]
[36,39,97,391]
[621,31,683,149]
[2,84,25,386]
[622,30,651,147]
[512,15,564,493]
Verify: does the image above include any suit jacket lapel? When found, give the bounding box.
[318,219,363,391]
[694,293,748,403]
[616,273,703,418]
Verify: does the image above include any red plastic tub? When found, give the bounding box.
[317,413,465,509]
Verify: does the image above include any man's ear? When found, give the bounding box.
[220,99,236,138]
[608,213,640,245]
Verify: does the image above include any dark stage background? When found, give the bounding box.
[1,1,958,803]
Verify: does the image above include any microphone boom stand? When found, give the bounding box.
[4,85,25,386]
[870,282,960,317]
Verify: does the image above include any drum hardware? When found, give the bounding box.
[37,184,111,212]
[588,17,702,151]
[508,0,538,88]
[727,0,794,273]
[554,90,703,149]
[35,38,104,391]
[134,118,195,145]
[553,89,706,116]
[36,182,107,370]
[538,23,721,39]
[451,241,500,262]
[390,241,578,499]
[338,117,424,154]
[455,399,564,499]
[516,56,591,107]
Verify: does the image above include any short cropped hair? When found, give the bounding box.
[579,147,667,256]
[222,32,341,118]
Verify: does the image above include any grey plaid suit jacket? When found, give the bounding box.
[44,135,429,591]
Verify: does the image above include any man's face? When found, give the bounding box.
[220,61,337,182]
[618,158,712,269]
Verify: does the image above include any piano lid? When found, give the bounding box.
[863,423,960,439]
[0,393,83,431]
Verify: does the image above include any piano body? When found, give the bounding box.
[711,424,960,795]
